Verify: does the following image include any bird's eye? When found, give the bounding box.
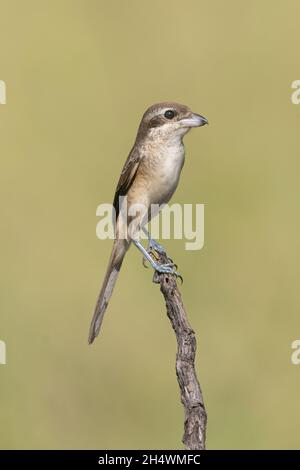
[164,109,175,120]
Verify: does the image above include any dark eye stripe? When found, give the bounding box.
[164,109,175,119]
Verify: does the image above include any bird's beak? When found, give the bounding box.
[180,113,208,128]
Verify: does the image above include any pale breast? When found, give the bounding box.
[148,142,185,205]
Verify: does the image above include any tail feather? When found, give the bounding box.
[88,239,128,344]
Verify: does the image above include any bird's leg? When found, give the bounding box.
[141,227,166,268]
[142,228,167,255]
[133,240,180,276]
[141,228,179,272]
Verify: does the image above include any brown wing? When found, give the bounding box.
[113,146,143,220]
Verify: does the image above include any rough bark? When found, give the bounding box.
[153,252,207,450]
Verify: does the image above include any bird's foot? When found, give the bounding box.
[142,248,176,268]
[139,239,183,283]
[149,238,166,255]
[152,260,183,284]
[142,240,167,267]
[154,262,175,274]
[142,249,160,268]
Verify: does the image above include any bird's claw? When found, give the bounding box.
[149,239,166,254]
[142,248,159,268]
[149,248,160,261]
[155,262,175,274]
[154,262,183,283]
[141,243,183,283]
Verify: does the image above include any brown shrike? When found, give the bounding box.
[89,102,208,344]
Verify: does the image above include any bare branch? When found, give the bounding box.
[153,251,207,450]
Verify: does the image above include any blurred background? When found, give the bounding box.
[1,0,300,449]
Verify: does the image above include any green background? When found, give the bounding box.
[1,0,299,449]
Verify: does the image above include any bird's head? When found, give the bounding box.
[136,102,208,143]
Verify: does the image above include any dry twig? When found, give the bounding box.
[152,251,207,450]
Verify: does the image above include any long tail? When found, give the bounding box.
[88,239,129,344]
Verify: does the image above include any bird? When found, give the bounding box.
[88,102,208,344]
